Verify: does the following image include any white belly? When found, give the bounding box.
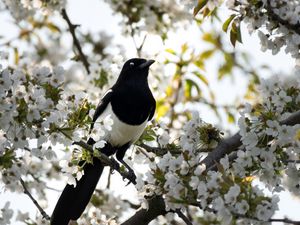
[95,103,147,147]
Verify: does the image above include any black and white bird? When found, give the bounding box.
[51,58,156,225]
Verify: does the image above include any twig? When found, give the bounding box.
[138,143,181,156]
[269,217,300,224]
[123,199,140,210]
[106,167,112,189]
[72,140,136,184]
[138,143,166,156]
[28,171,60,192]
[61,9,90,74]
[130,26,147,57]
[19,178,50,220]
[283,159,300,164]
[174,209,193,225]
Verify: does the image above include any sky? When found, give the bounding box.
[0,0,299,224]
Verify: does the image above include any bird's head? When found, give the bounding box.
[117,58,155,83]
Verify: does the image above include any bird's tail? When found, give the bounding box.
[50,157,104,225]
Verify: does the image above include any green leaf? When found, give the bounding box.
[230,23,237,47]
[199,49,215,60]
[202,33,216,45]
[166,48,177,55]
[193,71,209,86]
[46,22,61,33]
[218,53,234,80]
[236,22,242,43]
[185,79,201,100]
[193,0,208,16]
[222,14,236,32]
[94,69,109,88]
[229,21,242,46]
[139,126,156,142]
[14,47,19,65]
[181,43,188,53]
[227,112,235,124]
[209,89,215,101]
[0,150,15,169]
[193,60,205,70]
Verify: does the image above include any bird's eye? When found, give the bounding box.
[129,62,134,67]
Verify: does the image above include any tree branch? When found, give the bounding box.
[138,143,181,156]
[19,178,50,220]
[201,109,300,169]
[121,195,167,225]
[73,140,136,184]
[235,212,300,224]
[269,217,300,224]
[61,9,90,74]
[123,110,300,224]
[130,25,147,57]
[174,209,193,225]
[265,0,300,36]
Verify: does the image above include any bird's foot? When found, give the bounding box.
[125,168,137,186]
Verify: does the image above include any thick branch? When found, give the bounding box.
[202,132,242,169]
[201,109,300,169]
[61,9,90,74]
[125,110,300,224]
[19,178,50,220]
[121,195,167,225]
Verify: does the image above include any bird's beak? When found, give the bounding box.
[139,59,155,69]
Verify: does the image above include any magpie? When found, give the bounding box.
[51,58,156,225]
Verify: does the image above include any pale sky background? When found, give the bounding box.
[0,0,299,224]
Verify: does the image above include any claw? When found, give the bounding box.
[126,169,137,185]
[117,159,137,185]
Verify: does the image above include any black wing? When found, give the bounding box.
[148,98,156,121]
[90,89,113,131]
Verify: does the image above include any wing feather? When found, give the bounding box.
[90,89,113,131]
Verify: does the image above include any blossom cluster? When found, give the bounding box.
[0,58,118,222]
[237,76,300,193]
[138,115,276,224]
[226,0,300,61]
[0,65,68,158]
[0,60,107,190]
[2,0,66,21]
[76,189,131,225]
[137,75,300,224]
[104,0,191,37]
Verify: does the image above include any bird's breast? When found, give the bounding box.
[95,103,148,147]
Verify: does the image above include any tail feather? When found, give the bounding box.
[51,158,104,225]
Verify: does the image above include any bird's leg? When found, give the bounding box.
[116,145,137,185]
[109,156,120,172]
[118,158,137,185]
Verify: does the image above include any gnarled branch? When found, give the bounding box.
[125,109,300,224]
